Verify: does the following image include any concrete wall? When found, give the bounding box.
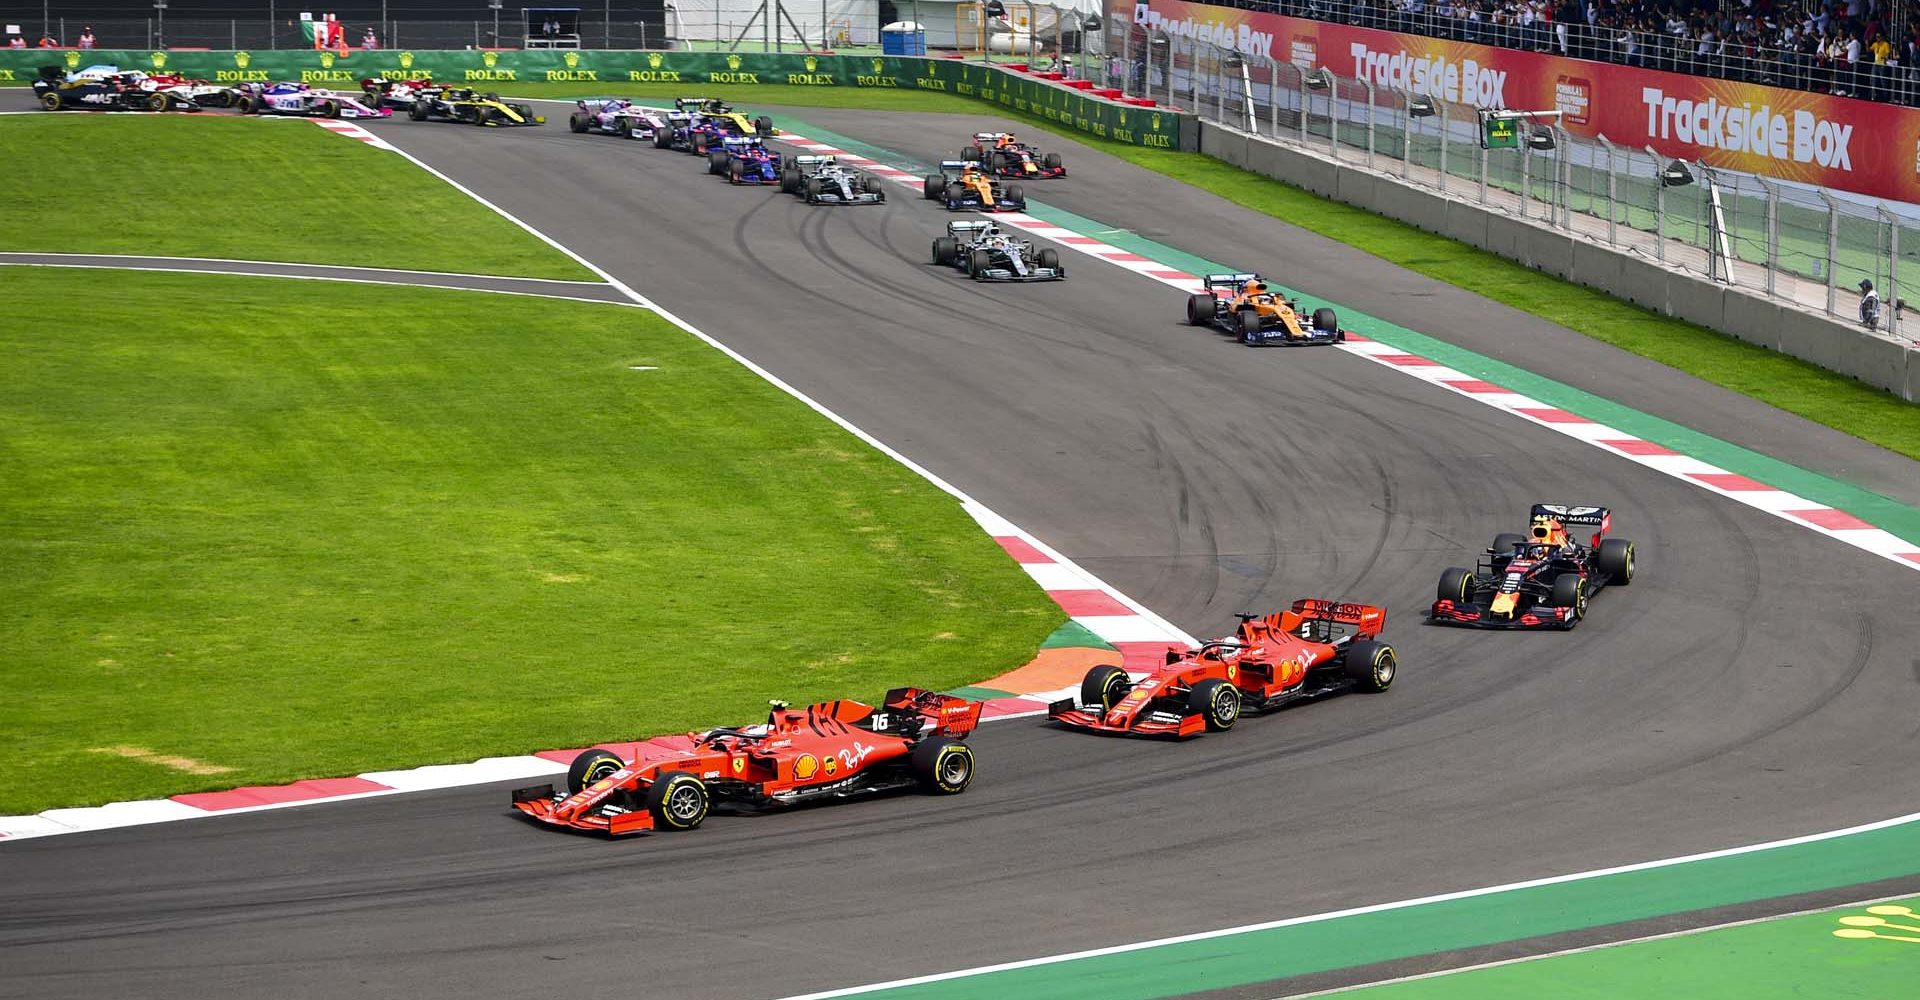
[1198,121,1916,401]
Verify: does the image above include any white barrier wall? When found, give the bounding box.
[1197,121,1916,401]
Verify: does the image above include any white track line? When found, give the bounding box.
[0,262,646,308]
[0,251,612,283]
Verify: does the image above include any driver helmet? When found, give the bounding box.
[1530,513,1568,547]
[996,132,1016,147]
[1243,279,1268,297]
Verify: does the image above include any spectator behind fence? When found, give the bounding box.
[6,35,22,49]
[77,25,94,48]
[362,26,378,50]
[36,32,56,47]
[1860,279,1882,330]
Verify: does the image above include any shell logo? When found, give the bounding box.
[320,51,336,68]
[726,53,743,70]
[482,50,499,68]
[564,50,580,68]
[794,754,819,780]
[235,51,252,69]
[399,51,414,69]
[648,52,664,68]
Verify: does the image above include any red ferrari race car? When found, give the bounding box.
[961,131,1067,178]
[1048,599,1398,738]
[1430,504,1636,629]
[512,688,982,837]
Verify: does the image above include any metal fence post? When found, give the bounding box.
[1597,135,1617,244]
[1478,140,1488,205]
[1886,208,1901,338]
[1296,64,1308,146]
[1401,89,1414,180]
[1214,44,1226,124]
[1361,77,1375,168]
[1647,145,1665,262]
[1120,21,1132,96]
[1269,57,1282,138]
[1556,128,1571,229]
[1818,190,1839,316]
[1755,176,1779,298]
[1438,98,1448,194]
[1326,72,1338,160]
[1520,145,1532,219]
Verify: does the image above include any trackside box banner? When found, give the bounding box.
[0,48,1188,149]
[1114,0,1920,202]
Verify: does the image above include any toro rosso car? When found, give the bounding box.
[234,82,390,118]
[361,77,436,110]
[567,98,665,140]
[1049,599,1397,738]
[781,155,886,204]
[409,88,543,126]
[707,135,783,184]
[932,220,1065,282]
[922,161,1027,213]
[961,131,1067,178]
[33,66,199,111]
[1431,504,1636,630]
[1185,273,1346,346]
[512,689,981,837]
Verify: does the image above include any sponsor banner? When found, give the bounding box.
[1116,0,1918,201]
[2,48,1191,149]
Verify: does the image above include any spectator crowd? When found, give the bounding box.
[1213,0,1920,104]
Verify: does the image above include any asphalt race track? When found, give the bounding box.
[4,101,1919,1000]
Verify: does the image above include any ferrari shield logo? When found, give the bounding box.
[564,50,580,68]
[399,50,415,69]
[730,757,745,775]
[150,51,167,69]
[648,51,664,68]
[482,50,499,68]
[234,51,252,69]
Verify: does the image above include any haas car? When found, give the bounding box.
[961,131,1067,178]
[234,81,390,118]
[932,220,1065,282]
[33,66,199,112]
[1049,599,1397,738]
[922,160,1027,213]
[568,97,665,140]
[1186,273,1346,346]
[781,155,886,204]
[1431,504,1636,630]
[512,689,982,837]
[707,135,783,184]
[409,88,544,126]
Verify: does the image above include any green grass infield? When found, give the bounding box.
[0,268,1061,814]
[0,114,593,279]
[512,82,1920,461]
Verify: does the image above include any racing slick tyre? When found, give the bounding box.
[780,168,801,193]
[146,93,169,112]
[1312,307,1338,333]
[708,149,729,175]
[1043,152,1063,170]
[1037,248,1062,273]
[1236,309,1263,344]
[692,134,711,155]
[806,177,824,203]
[40,91,61,111]
[569,113,588,133]
[988,151,1008,173]
[1597,537,1635,585]
[729,158,746,184]
[1186,292,1216,326]
[1552,573,1588,618]
[968,248,993,279]
[1080,665,1132,712]
[644,772,710,831]
[944,182,966,207]
[1344,640,1397,693]
[1188,678,1241,732]
[923,174,945,200]
[236,95,257,114]
[1006,183,1026,204]
[863,175,883,196]
[910,737,975,795]
[613,117,630,137]
[1438,566,1475,605]
[932,236,958,265]
[408,100,429,121]
[754,115,773,136]
[320,99,342,119]
[566,748,625,795]
[655,127,673,149]
[962,144,985,163]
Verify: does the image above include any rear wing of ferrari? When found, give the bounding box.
[1288,598,1386,631]
[884,688,983,739]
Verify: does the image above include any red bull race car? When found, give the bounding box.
[1049,599,1397,738]
[961,131,1067,178]
[1431,504,1636,629]
[512,688,981,837]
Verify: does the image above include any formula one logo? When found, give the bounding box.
[149,51,167,69]
[794,754,819,780]
[482,50,499,68]
[320,51,336,68]
[648,51,664,68]
[1833,903,1920,944]
[65,49,82,69]
[727,53,743,70]
[234,51,252,69]
[564,50,580,68]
